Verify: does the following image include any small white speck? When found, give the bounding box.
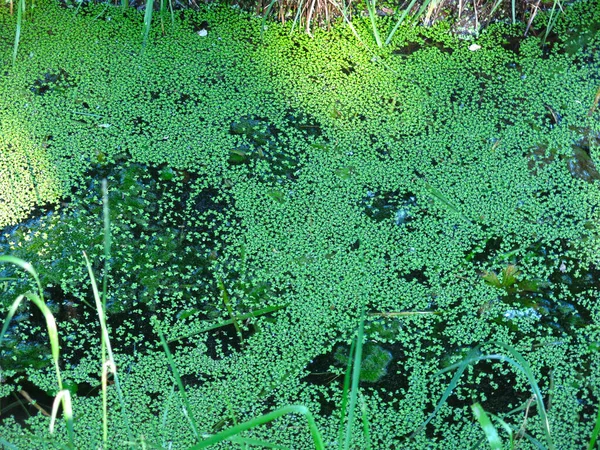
[469,43,481,51]
[197,29,208,37]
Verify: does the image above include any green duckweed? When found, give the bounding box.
[0,0,599,448]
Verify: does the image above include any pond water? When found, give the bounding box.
[0,0,600,448]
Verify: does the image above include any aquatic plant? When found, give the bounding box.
[0,0,599,448]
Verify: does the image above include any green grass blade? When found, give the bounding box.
[330,0,367,46]
[24,292,61,382]
[487,412,515,448]
[260,0,278,40]
[12,0,25,65]
[83,251,133,448]
[101,180,111,313]
[186,405,324,450]
[360,393,371,450]
[49,390,73,438]
[493,342,555,450]
[343,310,365,449]
[0,256,42,294]
[511,0,516,24]
[217,276,243,344]
[156,327,200,441]
[543,0,563,44]
[489,419,545,449]
[0,438,18,450]
[588,399,600,450]
[413,0,433,24]
[228,436,290,449]
[142,0,154,51]
[411,346,482,437]
[414,342,554,450]
[0,257,74,446]
[168,0,174,26]
[100,179,111,445]
[0,294,25,348]
[384,0,419,46]
[489,0,504,17]
[337,338,356,449]
[471,403,502,449]
[290,0,304,35]
[423,183,473,224]
[366,0,382,47]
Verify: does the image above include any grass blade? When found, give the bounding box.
[337,338,356,448]
[511,0,516,24]
[260,0,278,40]
[589,399,600,450]
[156,327,200,441]
[384,0,419,46]
[493,342,554,450]
[366,0,382,47]
[411,346,482,437]
[167,304,287,343]
[228,436,290,449]
[543,0,563,44]
[186,405,325,450]
[360,393,371,450]
[343,311,365,449]
[0,257,73,446]
[0,294,26,349]
[12,0,25,65]
[217,276,244,345]
[423,183,472,224]
[142,0,154,51]
[49,390,73,437]
[471,402,502,449]
[83,251,133,448]
[413,343,555,450]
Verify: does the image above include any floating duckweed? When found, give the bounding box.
[0,0,599,448]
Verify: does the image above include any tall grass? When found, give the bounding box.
[8,0,570,63]
[0,257,74,445]
[0,180,133,449]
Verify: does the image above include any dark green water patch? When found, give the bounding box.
[30,68,75,96]
[228,114,309,183]
[360,189,419,227]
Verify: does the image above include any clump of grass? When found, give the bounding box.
[0,180,133,449]
[0,257,74,446]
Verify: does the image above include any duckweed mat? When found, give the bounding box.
[1,0,600,447]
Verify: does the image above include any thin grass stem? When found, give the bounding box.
[342,311,364,449]
[384,0,420,49]
[337,338,355,448]
[0,257,74,446]
[83,251,134,448]
[156,327,200,441]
